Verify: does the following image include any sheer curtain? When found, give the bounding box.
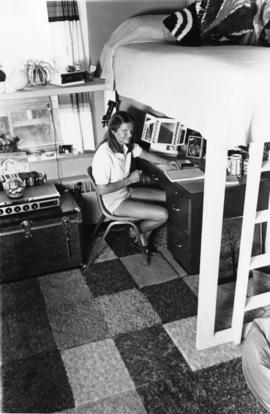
[47,0,95,152]
[0,0,52,92]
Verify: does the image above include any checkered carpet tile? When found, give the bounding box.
[0,226,268,413]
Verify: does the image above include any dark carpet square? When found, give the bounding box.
[83,258,137,296]
[114,324,189,389]
[137,358,267,414]
[142,278,198,323]
[137,379,202,414]
[193,358,268,414]
[1,349,74,413]
[0,278,45,316]
[1,278,56,363]
[105,227,141,257]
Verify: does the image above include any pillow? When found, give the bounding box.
[199,0,257,44]
[162,2,202,46]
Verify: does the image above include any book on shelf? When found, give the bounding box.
[164,167,204,182]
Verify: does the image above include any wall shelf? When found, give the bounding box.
[0,78,107,101]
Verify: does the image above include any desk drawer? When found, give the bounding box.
[168,226,197,273]
[167,190,201,274]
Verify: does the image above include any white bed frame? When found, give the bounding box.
[120,96,270,349]
[88,0,270,350]
[197,139,270,349]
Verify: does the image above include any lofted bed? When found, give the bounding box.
[95,0,270,350]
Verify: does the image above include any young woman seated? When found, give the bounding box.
[92,111,180,255]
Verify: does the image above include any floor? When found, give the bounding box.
[0,224,269,413]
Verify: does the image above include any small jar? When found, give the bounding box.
[0,63,6,94]
[3,175,25,199]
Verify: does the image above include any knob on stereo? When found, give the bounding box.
[31,203,38,210]
[14,206,21,212]
[6,207,12,214]
[23,205,30,211]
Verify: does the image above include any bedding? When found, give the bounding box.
[101,13,270,148]
[100,14,171,90]
[199,0,256,44]
[112,42,270,147]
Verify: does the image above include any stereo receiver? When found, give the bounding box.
[0,183,60,217]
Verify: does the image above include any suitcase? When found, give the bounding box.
[0,189,83,283]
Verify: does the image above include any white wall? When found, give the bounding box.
[0,0,52,90]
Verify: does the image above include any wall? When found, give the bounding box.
[0,0,52,92]
[86,0,189,65]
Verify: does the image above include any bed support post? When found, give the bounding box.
[196,138,231,350]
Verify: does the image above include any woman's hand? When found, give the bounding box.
[158,160,182,171]
[169,160,182,170]
[128,169,143,184]
[96,171,142,195]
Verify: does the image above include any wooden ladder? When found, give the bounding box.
[232,140,270,344]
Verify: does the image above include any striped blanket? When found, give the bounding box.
[199,0,270,45]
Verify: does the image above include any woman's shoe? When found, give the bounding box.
[143,245,157,256]
[149,244,158,254]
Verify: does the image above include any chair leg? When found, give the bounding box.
[91,214,106,241]
[81,236,104,274]
[81,223,112,274]
[129,223,150,266]
[81,220,150,275]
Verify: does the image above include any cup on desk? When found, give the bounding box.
[227,154,242,176]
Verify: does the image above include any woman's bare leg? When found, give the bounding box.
[130,187,166,203]
[114,195,168,246]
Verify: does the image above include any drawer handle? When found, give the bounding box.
[172,205,180,212]
[174,240,182,248]
[151,175,159,182]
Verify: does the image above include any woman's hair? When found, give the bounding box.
[105,111,134,153]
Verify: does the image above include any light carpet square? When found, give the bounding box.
[61,339,135,407]
[164,316,243,371]
[97,289,161,336]
[158,247,187,277]
[39,269,93,306]
[120,252,180,287]
[40,270,109,349]
[62,390,147,414]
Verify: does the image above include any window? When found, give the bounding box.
[0,97,63,154]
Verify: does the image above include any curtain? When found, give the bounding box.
[47,0,95,152]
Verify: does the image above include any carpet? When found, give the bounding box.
[0,225,268,413]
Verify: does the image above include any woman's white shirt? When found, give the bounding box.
[92,142,142,213]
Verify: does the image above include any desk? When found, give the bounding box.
[136,158,270,275]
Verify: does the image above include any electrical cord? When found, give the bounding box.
[48,96,62,185]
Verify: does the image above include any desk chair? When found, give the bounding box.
[81,167,150,274]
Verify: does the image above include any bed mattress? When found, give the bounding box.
[113,43,270,147]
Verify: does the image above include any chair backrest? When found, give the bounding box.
[87,166,115,220]
[87,166,136,222]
